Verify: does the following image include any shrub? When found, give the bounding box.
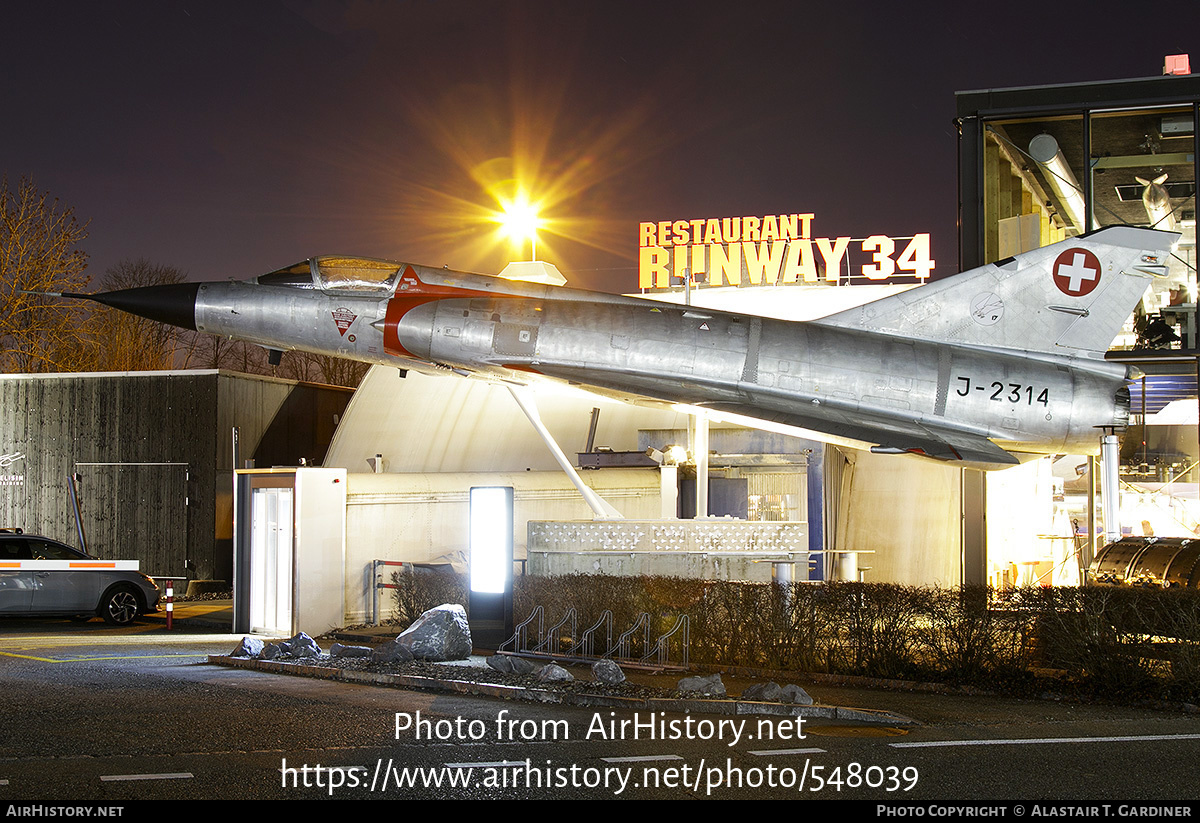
[391,567,467,628]
[490,573,1200,701]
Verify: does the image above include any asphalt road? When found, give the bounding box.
[3,616,1200,803]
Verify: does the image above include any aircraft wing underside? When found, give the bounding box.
[526,363,1020,469]
[699,399,1020,468]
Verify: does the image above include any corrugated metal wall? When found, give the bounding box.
[0,371,352,582]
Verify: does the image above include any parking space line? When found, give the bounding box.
[0,651,203,663]
[601,755,683,763]
[100,772,194,782]
[56,654,203,662]
[0,651,59,662]
[748,747,826,756]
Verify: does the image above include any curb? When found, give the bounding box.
[207,654,917,725]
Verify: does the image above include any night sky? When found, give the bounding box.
[4,0,1194,293]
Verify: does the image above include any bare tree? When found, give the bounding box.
[0,177,93,372]
[91,258,188,371]
[184,337,370,388]
[311,352,370,388]
[280,350,370,388]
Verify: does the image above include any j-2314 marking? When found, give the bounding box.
[956,376,1050,406]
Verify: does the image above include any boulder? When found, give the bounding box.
[231,637,263,658]
[397,603,472,661]
[538,663,574,682]
[370,638,414,664]
[285,632,322,657]
[591,658,626,685]
[779,684,813,705]
[510,656,536,675]
[487,655,514,674]
[677,672,725,697]
[330,643,372,658]
[742,681,782,702]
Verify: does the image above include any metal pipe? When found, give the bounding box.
[66,472,88,555]
[372,559,405,625]
[585,407,600,454]
[165,580,174,631]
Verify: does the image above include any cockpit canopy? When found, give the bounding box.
[257,256,403,294]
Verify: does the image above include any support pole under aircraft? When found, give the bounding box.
[693,413,709,519]
[1085,455,1098,584]
[1100,431,1121,542]
[659,464,678,519]
[507,386,624,520]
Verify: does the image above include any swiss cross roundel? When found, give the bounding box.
[1052,248,1102,297]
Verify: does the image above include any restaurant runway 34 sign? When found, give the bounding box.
[638,213,933,290]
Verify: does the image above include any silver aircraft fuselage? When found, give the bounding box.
[71,225,1177,469]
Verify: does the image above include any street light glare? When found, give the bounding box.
[501,198,541,241]
[499,195,543,260]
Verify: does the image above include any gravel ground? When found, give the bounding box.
[176,589,234,602]
[295,653,682,700]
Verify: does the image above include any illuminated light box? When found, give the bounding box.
[468,486,514,649]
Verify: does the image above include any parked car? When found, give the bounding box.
[0,530,160,625]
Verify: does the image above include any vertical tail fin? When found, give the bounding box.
[815,226,1177,356]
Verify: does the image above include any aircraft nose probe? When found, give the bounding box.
[29,283,202,331]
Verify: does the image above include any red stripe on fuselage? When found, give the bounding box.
[381,265,498,357]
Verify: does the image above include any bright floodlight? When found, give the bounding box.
[500,195,542,260]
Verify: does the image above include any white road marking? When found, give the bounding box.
[601,754,683,763]
[891,733,1200,749]
[444,761,522,769]
[99,772,194,782]
[748,747,826,756]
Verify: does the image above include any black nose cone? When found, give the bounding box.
[65,283,201,331]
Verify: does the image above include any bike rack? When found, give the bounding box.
[501,606,690,669]
[500,604,543,653]
[580,609,613,658]
[616,612,651,660]
[643,614,689,666]
[533,607,576,655]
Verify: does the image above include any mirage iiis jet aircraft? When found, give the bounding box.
[53,225,1177,469]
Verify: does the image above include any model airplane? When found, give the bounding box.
[53,226,1177,469]
[1136,174,1176,232]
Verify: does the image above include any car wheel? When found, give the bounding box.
[100,586,141,626]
